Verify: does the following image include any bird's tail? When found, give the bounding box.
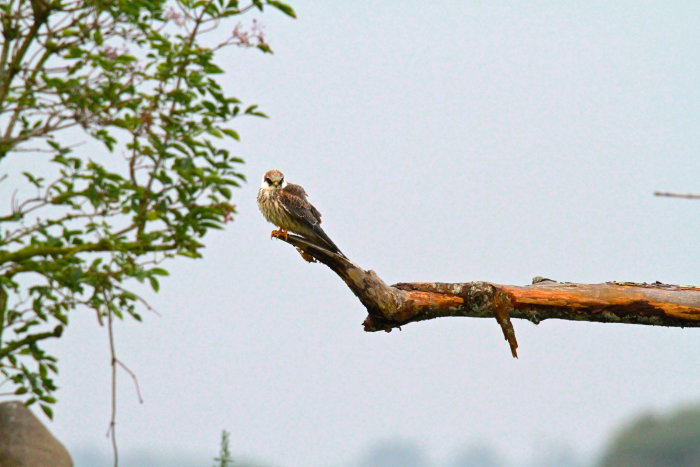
[311,225,347,259]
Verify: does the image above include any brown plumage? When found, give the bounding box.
[257,169,345,257]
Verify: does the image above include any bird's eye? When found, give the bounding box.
[264,178,272,185]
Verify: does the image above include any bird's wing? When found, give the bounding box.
[279,184,344,256]
[282,183,322,223]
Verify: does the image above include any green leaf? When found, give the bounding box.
[40,404,54,419]
[221,128,240,141]
[244,105,268,118]
[218,186,232,198]
[266,0,297,18]
[203,63,224,74]
[178,250,202,258]
[256,43,273,54]
[22,172,45,188]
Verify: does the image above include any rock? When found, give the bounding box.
[0,401,72,467]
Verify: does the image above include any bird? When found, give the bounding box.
[257,169,346,257]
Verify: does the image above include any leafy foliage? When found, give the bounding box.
[0,0,295,414]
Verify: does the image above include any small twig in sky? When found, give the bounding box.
[654,191,700,199]
[117,360,144,404]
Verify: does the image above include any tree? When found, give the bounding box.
[600,404,700,467]
[354,439,430,467]
[0,0,295,421]
[277,234,700,358]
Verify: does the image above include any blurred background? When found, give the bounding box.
[38,1,700,465]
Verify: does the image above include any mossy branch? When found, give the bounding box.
[0,241,178,265]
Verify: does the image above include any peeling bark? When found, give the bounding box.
[278,234,700,358]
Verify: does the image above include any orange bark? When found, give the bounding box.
[501,282,700,324]
[277,233,700,358]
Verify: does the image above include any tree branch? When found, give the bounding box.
[276,234,700,358]
[0,241,178,265]
[105,296,118,467]
[654,191,700,199]
[0,325,63,360]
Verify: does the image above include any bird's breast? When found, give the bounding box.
[258,190,294,228]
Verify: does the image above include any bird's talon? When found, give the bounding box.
[270,229,289,241]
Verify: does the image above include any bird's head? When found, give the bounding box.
[261,169,286,189]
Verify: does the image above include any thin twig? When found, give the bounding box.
[116,360,144,403]
[654,191,700,199]
[105,299,119,467]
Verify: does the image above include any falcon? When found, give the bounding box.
[257,169,345,257]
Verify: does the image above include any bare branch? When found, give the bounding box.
[105,297,118,467]
[654,191,700,199]
[116,360,144,404]
[275,234,700,358]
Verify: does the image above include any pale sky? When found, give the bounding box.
[30,1,700,465]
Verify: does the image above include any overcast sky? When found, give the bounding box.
[35,1,700,465]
